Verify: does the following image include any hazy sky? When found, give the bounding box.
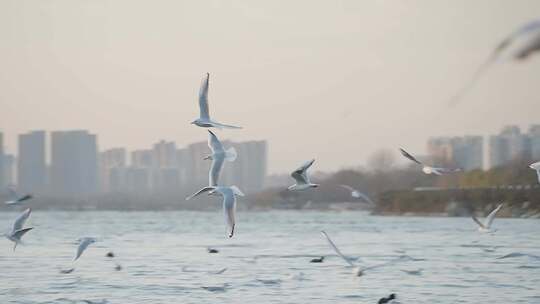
[0,0,539,173]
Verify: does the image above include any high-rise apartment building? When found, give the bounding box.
[489,125,530,168]
[51,130,98,195]
[18,131,47,192]
[427,136,483,171]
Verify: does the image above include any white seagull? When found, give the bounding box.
[448,19,540,106]
[187,186,244,238]
[74,237,97,261]
[186,130,237,200]
[205,130,237,186]
[529,161,540,184]
[399,148,461,175]
[191,73,242,129]
[288,159,319,191]
[4,208,33,251]
[339,185,375,205]
[472,204,503,232]
[4,187,33,206]
[321,231,408,277]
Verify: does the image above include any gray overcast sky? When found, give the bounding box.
[0,0,539,173]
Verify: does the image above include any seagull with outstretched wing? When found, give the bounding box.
[529,161,540,184]
[4,208,33,251]
[288,159,319,191]
[74,237,97,261]
[339,185,375,205]
[211,186,244,238]
[448,19,540,106]
[186,130,237,200]
[320,231,409,277]
[4,187,33,206]
[191,73,242,129]
[472,204,503,232]
[399,148,461,175]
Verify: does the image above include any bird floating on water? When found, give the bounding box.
[310,256,324,263]
[378,293,400,304]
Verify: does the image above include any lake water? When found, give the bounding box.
[1,210,540,304]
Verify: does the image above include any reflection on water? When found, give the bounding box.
[1,211,539,304]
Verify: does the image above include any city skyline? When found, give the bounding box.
[0,1,539,173]
[1,124,538,195]
[0,128,268,196]
[2,123,540,174]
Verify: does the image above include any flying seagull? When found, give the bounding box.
[205,130,237,186]
[186,130,237,200]
[288,159,319,191]
[4,187,33,206]
[321,231,408,277]
[399,148,461,175]
[529,161,540,184]
[187,186,244,238]
[339,185,375,205]
[448,19,540,106]
[4,208,33,251]
[472,204,503,232]
[74,237,97,261]
[191,73,242,129]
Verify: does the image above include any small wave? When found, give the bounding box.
[517,265,540,269]
[497,252,540,260]
[201,283,231,292]
[256,278,282,285]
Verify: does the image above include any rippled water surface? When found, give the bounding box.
[1,210,540,304]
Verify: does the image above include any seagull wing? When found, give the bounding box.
[485,204,503,228]
[291,159,315,185]
[472,215,486,229]
[199,73,210,119]
[320,231,355,267]
[74,238,94,261]
[448,20,540,107]
[209,154,225,186]
[207,130,225,153]
[339,185,356,192]
[399,148,422,165]
[502,19,540,52]
[17,194,33,203]
[12,227,33,240]
[12,208,31,232]
[432,167,461,174]
[229,185,245,197]
[530,162,540,183]
[209,121,242,129]
[186,186,215,200]
[356,192,375,205]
